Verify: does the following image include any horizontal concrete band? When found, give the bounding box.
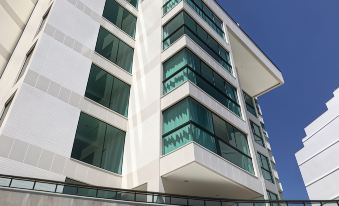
[0,134,122,187]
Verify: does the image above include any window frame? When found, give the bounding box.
[162,11,232,74]
[162,97,254,174]
[102,0,137,38]
[258,152,274,183]
[71,112,126,174]
[85,64,131,117]
[162,48,241,117]
[250,121,265,147]
[243,91,257,117]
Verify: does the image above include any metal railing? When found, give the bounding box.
[0,174,338,206]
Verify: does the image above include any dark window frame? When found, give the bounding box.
[250,121,265,147]
[85,64,131,117]
[162,48,241,116]
[258,152,274,183]
[162,11,232,74]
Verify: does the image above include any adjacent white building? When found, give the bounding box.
[296,88,339,200]
[0,0,284,201]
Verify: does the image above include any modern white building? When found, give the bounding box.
[296,88,339,200]
[0,0,38,76]
[0,0,284,202]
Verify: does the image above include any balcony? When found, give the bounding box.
[160,143,264,199]
[160,96,263,199]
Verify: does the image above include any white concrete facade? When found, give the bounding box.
[0,0,284,200]
[0,0,38,76]
[296,88,339,200]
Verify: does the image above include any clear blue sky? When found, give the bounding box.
[217,0,339,200]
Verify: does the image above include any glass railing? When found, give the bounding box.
[163,0,225,39]
[163,66,241,117]
[163,25,233,74]
[185,0,224,38]
[246,105,257,117]
[162,122,254,174]
[1,174,338,206]
[163,0,182,14]
[125,0,138,8]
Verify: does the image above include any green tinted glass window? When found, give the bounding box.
[267,190,279,200]
[85,64,130,117]
[243,92,257,116]
[258,153,274,183]
[103,0,137,37]
[71,113,125,174]
[163,48,241,116]
[250,121,265,147]
[125,0,138,8]
[163,11,231,73]
[95,27,134,73]
[162,97,253,173]
[110,77,130,116]
[163,0,225,39]
[163,98,190,134]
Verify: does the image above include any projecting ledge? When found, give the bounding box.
[160,143,264,199]
[228,31,284,97]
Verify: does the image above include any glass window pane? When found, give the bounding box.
[85,64,113,108]
[85,64,130,117]
[200,63,213,82]
[103,0,137,37]
[116,40,134,72]
[226,124,237,148]
[162,98,253,173]
[258,153,274,183]
[95,27,133,73]
[163,68,188,94]
[101,125,125,174]
[34,182,56,192]
[163,12,184,39]
[125,0,138,8]
[163,98,190,134]
[234,130,250,155]
[110,77,130,117]
[188,98,214,133]
[186,49,201,73]
[163,49,187,79]
[71,113,106,168]
[251,121,264,146]
[267,190,279,200]
[0,177,11,187]
[163,10,231,75]
[163,124,192,154]
[71,113,126,174]
[214,73,225,92]
[96,27,119,64]
[97,190,117,199]
[212,115,228,142]
[219,140,253,173]
[191,124,217,153]
[11,179,34,189]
